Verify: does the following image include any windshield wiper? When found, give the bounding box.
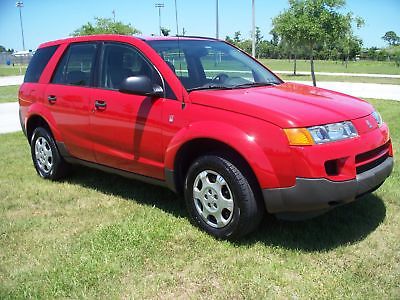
[232,82,279,89]
[187,84,232,92]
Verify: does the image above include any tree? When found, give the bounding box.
[336,15,363,68]
[394,48,400,67]
[71,17,141,36]
[270,31,279,46]
[272,0,362,86]
[237,39,252,54]
[225,36,234,43]
[272,8,301,75]
[0,45,6,52]
[382,31,400,46]
[161,27,171,36]
[255,27,263,58]
[255,27,263,45]
[339,34,362,67]
[233,31,242,43]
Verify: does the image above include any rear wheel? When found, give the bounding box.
[184,155,263,239]
[31,127,69,180]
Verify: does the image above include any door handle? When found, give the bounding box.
[48,95,57,104]
[94,100,107,110]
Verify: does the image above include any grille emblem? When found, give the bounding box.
[366,120,372,128]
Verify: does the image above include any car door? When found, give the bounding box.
[45,42,98,162]
[89,42,165,179]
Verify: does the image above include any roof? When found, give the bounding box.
[38,34,219,48]
[139,35,219,41]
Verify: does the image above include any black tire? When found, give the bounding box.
[184,155,264,239]
[30,127,69,180]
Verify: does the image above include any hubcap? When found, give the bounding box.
[193,170,234,228]
[34,137,53,174]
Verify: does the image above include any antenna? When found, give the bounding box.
[174,0,185,109]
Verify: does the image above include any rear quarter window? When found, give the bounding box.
[24,45,58,83]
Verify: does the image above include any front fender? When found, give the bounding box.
[165,120,292,189]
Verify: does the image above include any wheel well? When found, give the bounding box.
[26,115,51,142]
[174,138,261,197]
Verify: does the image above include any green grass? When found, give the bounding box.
[0,85,19,103]
[260,59,400,75]
[0,66,27,77]
[0,99,399,298]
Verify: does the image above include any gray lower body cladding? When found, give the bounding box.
[262,156,394,215]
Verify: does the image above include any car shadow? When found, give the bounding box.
[66,166,185,217]
[239,193,386,252]
[66,166,386,251]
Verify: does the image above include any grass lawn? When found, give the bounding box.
[0,85,19,103]
[260,59,400,75]
[0,66,27,77]
[0,99,399,298]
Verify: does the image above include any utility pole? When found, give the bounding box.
[216,0,219,39]
[16,1,25,51]
[155,3,164,36]
[251,0,256,57]
[112,9,116,23]
[174,0,179,36]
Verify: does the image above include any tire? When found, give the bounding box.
[30,127,69,180]
[184,155,264,239]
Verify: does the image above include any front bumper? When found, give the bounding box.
[263,156,393,215]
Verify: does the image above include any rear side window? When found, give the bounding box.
[52,43,97,86]
[24,45,58,83]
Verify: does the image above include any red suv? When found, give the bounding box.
[19,35,393,239]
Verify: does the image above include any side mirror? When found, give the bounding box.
[119,76,164,97]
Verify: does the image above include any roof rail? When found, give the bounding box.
[173,35,222,41]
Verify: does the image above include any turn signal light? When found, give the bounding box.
[284,128,314,146]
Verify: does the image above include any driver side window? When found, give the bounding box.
[199,49,255,83]
[100,43,159,90]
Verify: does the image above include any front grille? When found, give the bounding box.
[355,141,390,174]
[355,141,389,164]
[356,153,389,174]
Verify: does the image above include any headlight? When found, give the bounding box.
[308,121,358,144]
[372,111,383,127]
[284,121,358,146]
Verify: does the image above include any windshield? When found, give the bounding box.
[147,39,282,91]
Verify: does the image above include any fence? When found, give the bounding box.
[0,52,32,65]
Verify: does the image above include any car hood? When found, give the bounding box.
[188,82,374,128]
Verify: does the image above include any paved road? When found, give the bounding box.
[276,71,400,78]
[0,102,20,134]
[292,81,400,101]
[1,79,399,134]
[0,75,24,87]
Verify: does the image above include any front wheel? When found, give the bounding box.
[184,155,263,239]
[31,127,69,180]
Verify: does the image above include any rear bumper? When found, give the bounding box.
[263,156,393,214]
[19,107,27,137]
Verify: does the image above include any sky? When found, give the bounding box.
[0,0,399,51]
